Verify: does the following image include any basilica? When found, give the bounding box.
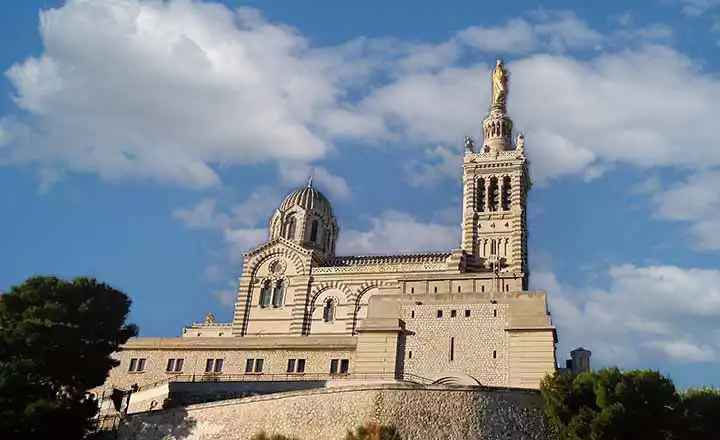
[96,60,589,414]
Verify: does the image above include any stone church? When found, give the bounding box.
[96,60,589,413]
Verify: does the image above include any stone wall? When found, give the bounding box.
[118,384,548,440]
[401,301,509,386]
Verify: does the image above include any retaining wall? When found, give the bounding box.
[118,383,549,440]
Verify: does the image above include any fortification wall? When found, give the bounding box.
[118,384,548,440]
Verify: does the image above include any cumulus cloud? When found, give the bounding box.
[338,210,457,255]
[1,0,715,191]
[537,265,720,365]
[2,0,374,187]
[277,163,351,200]
[649,171,720,251]
[172,198,230,229]
[173,191,459,259]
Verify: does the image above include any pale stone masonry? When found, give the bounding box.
[118,384,549,440]
[95,60,587,408]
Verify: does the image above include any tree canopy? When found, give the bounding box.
[541,367,720,440]
[0,275,137,440]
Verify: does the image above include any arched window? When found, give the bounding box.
[501,176,512,211]
[259,281,272,308]
[310,219,319,243]
[323,298,335,322]
[272,280,285,308]
[488,177,499,211]
[286,216,297,240]
[477,178,486,212]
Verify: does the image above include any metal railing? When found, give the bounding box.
[133,371,435,392]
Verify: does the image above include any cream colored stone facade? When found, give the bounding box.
[118,384,549,440]
[97,62,570,405]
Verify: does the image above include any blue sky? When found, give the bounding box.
[1,0,719,389]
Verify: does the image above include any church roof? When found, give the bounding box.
[278,184,333,216]
[325,252,452,267]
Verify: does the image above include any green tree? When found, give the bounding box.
[0,276,138,440]
[541,367,680,440]
[677,387,720,440]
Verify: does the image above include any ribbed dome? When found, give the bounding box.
[278,184,333,216]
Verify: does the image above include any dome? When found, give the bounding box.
[278,183,333,217]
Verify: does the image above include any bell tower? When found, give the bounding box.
[461,59,531,291]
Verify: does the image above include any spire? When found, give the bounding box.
[482,58,514,153]
[307,172,314,188]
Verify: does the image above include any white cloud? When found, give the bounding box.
[223,227,267,261]
[2,0,373,188]
[456,11,603,54]
[338,210,457,255]
[230,186,284,228]
[650,171,720,250]
[278,163,351,200]
[0,1,707,191]
[537,264,720,365]
[403,145,461,187]
[676,0,720,16]
[172,198,230,229]
[645,339,716,363]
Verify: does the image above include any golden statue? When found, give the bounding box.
[491,59,509,109]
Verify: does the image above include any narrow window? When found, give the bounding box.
[205,359,214,373]
[491,240,497,255]
[254,359,264,373]
[433,286,438,293]
[175,358,184,372]
[129,358,138,372]
[213,359,224,373]
[436,310,443,318]
[465,310,471,317]
[287,359,296,373]
[272,280,285,307]
[501,176,512,211]
[330,359,339,374]
[310,220,319,242]
[286,216,297,239]
[477,178,486,212]
[323,298,335,322]
[505,284,509,292]
[451,310,457,318]
[137,359,146,372]
[457,286,461,292]
[493,350,497,359]
[481,285,485,292]
[408,350,413,359]
[340,359,350,374]
[166,359,175,372]
[410,310,415,318]
[259,281,272,308]
[493,309,497,317]
[245,359,254,373]
[450,337,455,361]
[410,287,415,294]
[489,177,499,211]
[297,359,306,373]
